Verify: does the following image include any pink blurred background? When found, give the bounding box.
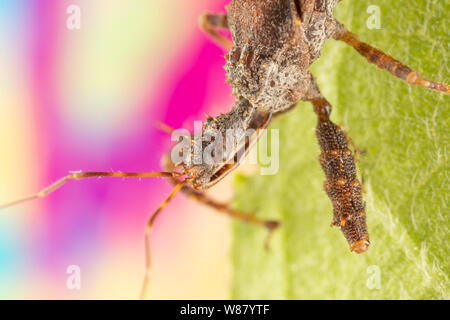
[0,0,236,299]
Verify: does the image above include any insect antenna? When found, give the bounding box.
[156,122,176,135]
[0,171,176,210]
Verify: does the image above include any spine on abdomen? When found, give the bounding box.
[313,98,370,253]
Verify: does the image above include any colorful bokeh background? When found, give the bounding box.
[0,0,235,299]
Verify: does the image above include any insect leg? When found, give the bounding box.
[333,25,450,94]
[199,12,233,50]
[0,171,174,210]
[156,122,176,135]
[187,187,279,249]
[162,156,280,250]
[140,181,186,300]
[341,127,366,158]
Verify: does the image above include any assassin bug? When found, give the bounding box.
[1,0,448,298]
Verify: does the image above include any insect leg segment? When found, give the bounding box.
[199,12,233,50]
[140,180,186,300]
[303,81,370,254]
[0,171,174,210]
[334,26,450,94]
[340,127,366,162]
[182,185,279,249]
[201,12,228,30]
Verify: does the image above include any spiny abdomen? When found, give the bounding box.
[316,119,369,253]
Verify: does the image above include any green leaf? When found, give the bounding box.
[231,0,449,299]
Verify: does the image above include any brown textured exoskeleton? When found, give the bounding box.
[1,0,449,298]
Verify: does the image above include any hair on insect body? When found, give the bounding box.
[1,0,449,298]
